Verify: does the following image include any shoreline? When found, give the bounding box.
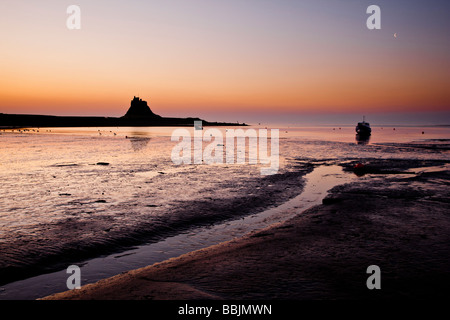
[43,159,450,300]
[0,167,312,289]
[0,113,247,129]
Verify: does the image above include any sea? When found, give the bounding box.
[0,124,449,299]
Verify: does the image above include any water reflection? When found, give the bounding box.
[127,137,151,151]
[355,134,371,145]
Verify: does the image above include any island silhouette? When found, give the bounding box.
[0,96,246,128]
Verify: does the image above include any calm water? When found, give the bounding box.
[0,125,449,298]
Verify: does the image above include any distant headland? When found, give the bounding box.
[0,96,247,128]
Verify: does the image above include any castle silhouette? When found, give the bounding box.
[123,96,160,119]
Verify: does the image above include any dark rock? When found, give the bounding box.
[322,197,342,205]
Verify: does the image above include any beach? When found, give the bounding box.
[1,126,449,300]
[43,159,450,300]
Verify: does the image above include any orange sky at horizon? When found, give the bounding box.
[1,1,449,118]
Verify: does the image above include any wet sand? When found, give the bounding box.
[0,166,310,287]
[43,160,450,300]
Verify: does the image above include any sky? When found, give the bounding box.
[1,0,449,124]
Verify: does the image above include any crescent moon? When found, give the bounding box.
[394,33,397,38]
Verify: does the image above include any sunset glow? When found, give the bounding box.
[1,0,449,121]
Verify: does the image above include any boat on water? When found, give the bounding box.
[356,116,371,136]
